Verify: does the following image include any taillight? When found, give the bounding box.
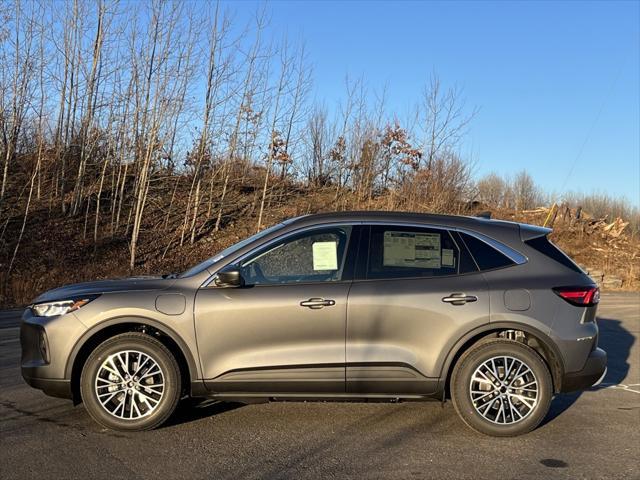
[553,286,600,307]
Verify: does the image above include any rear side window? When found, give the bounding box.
[525,236,584,273]
[458,232,515,271]
[366,226,476,280]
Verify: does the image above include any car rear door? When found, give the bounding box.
[346,224,490,394]
[195,224,360,394]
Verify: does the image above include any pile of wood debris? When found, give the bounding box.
[522,204,630,239]
[504,204,638,290]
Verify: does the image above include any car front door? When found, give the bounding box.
[195,224,358,394]
[346,224,490,395]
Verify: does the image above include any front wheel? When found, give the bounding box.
[451,339,553,436]
[80,332,181,431]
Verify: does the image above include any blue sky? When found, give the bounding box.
[229,0,639,204]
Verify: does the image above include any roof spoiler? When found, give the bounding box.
[519,223,552,242]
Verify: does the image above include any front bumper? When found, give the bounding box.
[22,375,72,399]
[560,347,607,393]
[20,308,86,400]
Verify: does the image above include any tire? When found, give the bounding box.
[451,338,552,437]
[80,332,181,431]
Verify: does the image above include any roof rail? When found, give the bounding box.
[475,211,492,219]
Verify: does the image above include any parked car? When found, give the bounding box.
[21,211,606,436]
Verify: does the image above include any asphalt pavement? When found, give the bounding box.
[1,293,638,480]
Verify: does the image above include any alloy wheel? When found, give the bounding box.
[469,355,539,425]
[94,350,165,420]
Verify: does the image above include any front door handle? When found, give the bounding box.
[300,298,336,309]
[442,293,478,306]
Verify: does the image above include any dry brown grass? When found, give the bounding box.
[2,184,637,308]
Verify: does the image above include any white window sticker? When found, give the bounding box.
[383,231,441,268]
[442,248,455,267]
[383,232,416,266]
[312,241,338,270]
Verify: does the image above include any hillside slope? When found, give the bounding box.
[1,182,637,308]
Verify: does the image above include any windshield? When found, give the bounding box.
[179,222,289,278]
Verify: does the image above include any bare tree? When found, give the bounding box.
[420,74,477,171]
[128,1,196,268]
[477,172,507,207]
[214,10,267,232]
[179,4,232,246]
[69,0,108,215]
[306,106,332,186]
[512,170,541,211]
[256,40,294,231]
[7,0,46,274]
[0,0,38,205]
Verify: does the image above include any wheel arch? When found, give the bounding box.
[441,322,565,395]
[66,316,198,404]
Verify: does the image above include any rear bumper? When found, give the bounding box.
[560,347,607,393]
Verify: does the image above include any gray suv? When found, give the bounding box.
[21,211,607,436]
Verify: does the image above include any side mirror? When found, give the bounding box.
[214,267,244,288]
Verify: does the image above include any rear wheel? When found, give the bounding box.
[80,332,181,431]
[451,339,552,436]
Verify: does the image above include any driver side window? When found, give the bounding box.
[239,226,352,285]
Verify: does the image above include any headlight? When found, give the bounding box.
[31,296,98,317]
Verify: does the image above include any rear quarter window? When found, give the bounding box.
[458,232,516,271]
[524,236,584,273]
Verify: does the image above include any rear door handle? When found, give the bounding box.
[300,298,336,309]
[442,293,478,306]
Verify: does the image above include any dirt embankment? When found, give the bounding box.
[1,187,637,308]
[503,206,639,290]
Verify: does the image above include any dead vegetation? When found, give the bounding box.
[492,204,639,290]
[1,176,638,308]
[0,1,637,307]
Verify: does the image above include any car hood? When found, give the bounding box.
[32,276,175,304]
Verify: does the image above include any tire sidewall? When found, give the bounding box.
[452,341,553,437]
[80,334,181,431]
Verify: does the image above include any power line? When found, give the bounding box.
[558,53,630,195]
